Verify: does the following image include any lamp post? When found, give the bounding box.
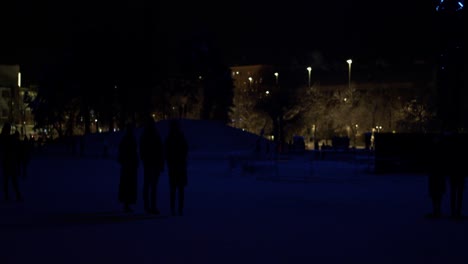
[274,72,279,85]
[346,59,352,90]
[354,124,358,148]
[307,67,312,88]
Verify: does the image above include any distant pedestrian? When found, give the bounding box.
[164,119,189,216]
[139,115,164,215]
[426,134,446,218]
[0,122,10,171]
[1,124,23,202]
[20,135,32,179]
[447,133,466,219]
[117,123,139,213]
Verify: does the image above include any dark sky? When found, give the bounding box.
[156,0,438,64]
[2,0,438,68]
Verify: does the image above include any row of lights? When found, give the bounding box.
[241,59,352,89]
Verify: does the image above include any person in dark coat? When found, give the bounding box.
[117,123,139,213]
[20,135,32,179]
[0,123,10,173]
[139,116,164,215]
[1,124,22,202]
[426,134,446,218]
[164,119,189,216]
[447,133,466,219]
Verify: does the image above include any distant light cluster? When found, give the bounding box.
[435,0,464,12]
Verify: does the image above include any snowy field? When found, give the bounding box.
[1,120,467,264]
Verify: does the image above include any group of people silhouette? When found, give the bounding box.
[117,117,189,216]
[0,122,33,202]
[3,118,465,220]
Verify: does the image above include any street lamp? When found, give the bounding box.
[274,72,279,85]
[354,124,358,148]
[248,77,253,90]
[307,67,312,88]
[346,59,352,90]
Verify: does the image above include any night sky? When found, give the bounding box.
[2,0,438,70]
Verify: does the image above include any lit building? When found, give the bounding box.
[0,64,37,136]
[229,64,276,131]
[230,64,276,97]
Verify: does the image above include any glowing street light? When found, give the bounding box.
[354,124,359,148]
[307,67,312,88]
[346,59,352,90]
[274,72,279,85]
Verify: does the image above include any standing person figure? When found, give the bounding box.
[139,115,164,215]
[20,135,32,179]
[447,133,466,219]
[426,134,446,218]
[117,123,139,213]
[164,120,189,216]
[0,124,22,202]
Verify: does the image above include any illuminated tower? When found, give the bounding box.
[434,0,465,130]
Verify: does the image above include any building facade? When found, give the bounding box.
[229,64,277,132]
[0,64,37,136]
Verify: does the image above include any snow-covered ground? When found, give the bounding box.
[1,120,467,264]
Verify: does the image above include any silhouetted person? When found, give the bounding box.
[165,120,189,216]
[0,123,11,199]
[447,133,465,219]
[117,123,139,213]
[1,124,23,202]
[426,134,446,218]
[29,134,36,153]
[20,135,32,179]
[139,116,164,215]
[0,122,10,168]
